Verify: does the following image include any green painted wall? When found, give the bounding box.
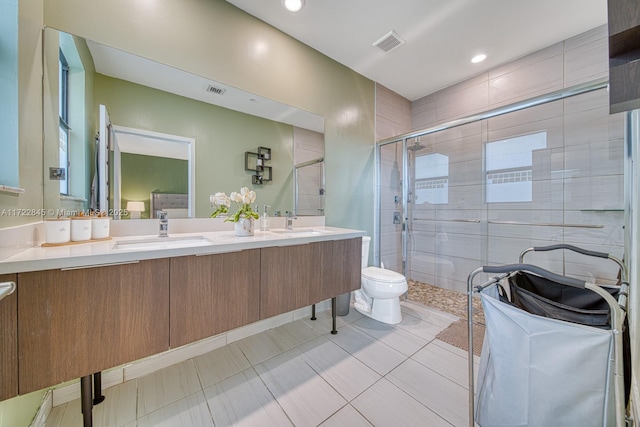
[95,74,296,216]
[121,153,188,219]
[0,0,376,424]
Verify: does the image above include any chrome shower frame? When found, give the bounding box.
[374,77,609,276]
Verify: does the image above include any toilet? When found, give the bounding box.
[353,236,408,324]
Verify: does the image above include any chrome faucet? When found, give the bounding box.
[285,211,297,230]
[158,210,169,237]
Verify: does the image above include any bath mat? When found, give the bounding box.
[436,319,485,357]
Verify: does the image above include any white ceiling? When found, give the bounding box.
[226,0,608,101]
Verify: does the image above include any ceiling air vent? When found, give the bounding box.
[373,30,405,53]
[206,85,226,95]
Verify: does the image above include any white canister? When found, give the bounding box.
[70,217,92,241]
[91,217,110,239]
[45,218,71,244]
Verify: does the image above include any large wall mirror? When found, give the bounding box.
[42,27,325,220]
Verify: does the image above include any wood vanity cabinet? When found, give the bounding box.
[0,274,17,401]
[260,238,361,319]
[169,249,260,348]
[17,259,170,393]
[260,243,323,318]
[317,238,362,300]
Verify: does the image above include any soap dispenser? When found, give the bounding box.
[260,205,271,231]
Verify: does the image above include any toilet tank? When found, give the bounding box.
[361,236,371,269]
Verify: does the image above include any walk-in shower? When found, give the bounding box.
[376,78,627,295]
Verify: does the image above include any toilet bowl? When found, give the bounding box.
[354,236,408,324]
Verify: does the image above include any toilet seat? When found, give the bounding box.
[362,266,406,284]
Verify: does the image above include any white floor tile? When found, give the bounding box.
[44,380,137,427]
[137,360,202,417]
[92,380,138,427]
[319,404,373,427]
[45,400,82,427]
[137,391,213,427]
[235,328,292,365]
[351,378,452,427]
[328,324,407,375]
[203,368,292,427]
[193,343,251,388]
[272,319,322,348]
[298,336,381,401]
[45,305,478,427]
[255,349,347,427]
[395,308,450,341]
[412,341,476,389]
[388,358,469,427]
[44,404,66,427]
[352,315,431,356]
[401,301,458,328]
[299,308,363,334]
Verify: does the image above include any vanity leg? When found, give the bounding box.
[330,297,338,334]
[80,375,93,427]
[93,372,105,405]
[311,304,317,320]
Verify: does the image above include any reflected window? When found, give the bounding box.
[485,132,546,203]
[59,49,70,195]
[414,153,449,204]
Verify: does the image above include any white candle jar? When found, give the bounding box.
[70,217,92,241]
[45,218,71,244]
[91,217,110,239]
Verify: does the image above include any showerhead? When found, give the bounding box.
[407,137,427,151]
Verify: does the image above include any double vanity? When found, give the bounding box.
[0,220,364,425]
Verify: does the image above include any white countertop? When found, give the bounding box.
[0,226,366,274]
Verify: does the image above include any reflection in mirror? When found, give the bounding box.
[108,122,195,219]
[42,27,325,220]
[293,127,325,216]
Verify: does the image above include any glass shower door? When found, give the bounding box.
[407,123,484,293]
[401,87,624,296]
[377,140,404,271]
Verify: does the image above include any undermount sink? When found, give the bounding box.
[113,235,214,250]
[270,228,331,236]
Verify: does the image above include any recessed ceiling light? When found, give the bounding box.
[282,0,305,12]
[471,54,487,64]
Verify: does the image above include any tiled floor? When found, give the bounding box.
[45,301,479,427]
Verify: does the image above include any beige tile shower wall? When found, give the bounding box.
[376,83,411,141]
[293,127,324,164]
[411,25,608,129]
